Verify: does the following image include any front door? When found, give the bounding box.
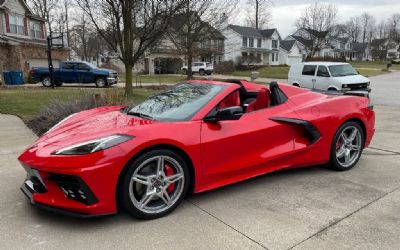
[200,103,297,187]
[315,65,332,90]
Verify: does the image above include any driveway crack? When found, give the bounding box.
[188,200,270,250]
[287,185,400,250]
[367,146,400,155]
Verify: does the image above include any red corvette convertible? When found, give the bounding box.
[18,80,375,219]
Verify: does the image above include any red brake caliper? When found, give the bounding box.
[165,164,175,193]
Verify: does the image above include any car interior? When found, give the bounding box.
[219,80,288,113]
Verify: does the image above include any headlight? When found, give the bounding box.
[47,113,78,133]
[366,82,370,86]
[53,134,133,155]
[342,84,348,88]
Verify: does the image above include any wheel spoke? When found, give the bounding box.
[341,133,349,143]
[132,174,150,186]
[344,150,351,163]
[166,173,183,184]
[160,190,172,206]
[349,144,361,151]
[139,189,156,208]
[337,148,345,158]
[349,128,358,142]
[156,157,165,177]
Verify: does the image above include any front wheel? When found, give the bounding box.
[120,149,190,219]
[95,77,108,88]
[41,76,51,87]
[329,121,364,171]
[199,69,205,75]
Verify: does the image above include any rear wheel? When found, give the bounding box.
[95,77,108,88]
[182,69,187,75]
[120,149,190,219]
[41,76,51,87]
[199,69,205,75]
[329,121,364,171]
[293,83,300,87]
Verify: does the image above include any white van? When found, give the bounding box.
[288,62,370,92]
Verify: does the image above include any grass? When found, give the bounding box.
[0,87,157,121]
[231,66,289,79]
[119,73,188,84]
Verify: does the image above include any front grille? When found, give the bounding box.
[47,174,98,205]
[22,165,47,193]
[349,83,368,90]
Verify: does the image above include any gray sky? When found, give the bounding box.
[235,0,400,38]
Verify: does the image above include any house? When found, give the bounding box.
[0,0,69,83]
[278,40,303,65]
[223,24,281,66]
[370,38,389,60]
[327,37,356,60]
[134,13,225,74]
[286,28,329,59]
[351,42,370,61]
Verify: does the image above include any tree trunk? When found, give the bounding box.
[187,46,193,80]
[255,0,259,29]
[125,63,133,96]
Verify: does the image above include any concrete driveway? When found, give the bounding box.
[1,73,400,249]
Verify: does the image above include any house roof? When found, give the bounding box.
[228,24,277,38]
[290,35,313,46]
[0,0,5,6]
[352,42,368,53]
[303,28,329,38]
[334,37,349,43]
[280,40,296,51]
[371,38,389,47]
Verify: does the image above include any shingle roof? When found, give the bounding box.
[290,35,313,46]
[228,24,277,38]
[351,42,368,53]
[280,40,296,51]
[304,28,328,38]
[0,0,5,6]
[370,38,388,47]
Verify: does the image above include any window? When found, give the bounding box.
[242,37,247,47]
[271,53,278,62]
[272,40,278,49]
[61,63,75,70]
[30,21,42,39]
[275,53,279,62]
[272,53,274,62]
[257,39,262,48]
[329,64,358,77]
[77,63,91,70]
[9,14,25,35]
[302,65,317,76]
[317,66,330,77]
[249,38,254,47]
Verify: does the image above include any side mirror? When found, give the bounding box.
[204,106,244,122]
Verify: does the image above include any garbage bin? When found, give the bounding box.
[10,71,24,85]
[3,71,12,85]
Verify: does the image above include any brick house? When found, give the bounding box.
[0,0,69,83]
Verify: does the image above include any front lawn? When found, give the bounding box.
[350,60,400,70]
[0,87,157,121]
[231,66,289,79]
[119,74,188,84]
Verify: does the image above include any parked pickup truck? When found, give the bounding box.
[30,61,118,87]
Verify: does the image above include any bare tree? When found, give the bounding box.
[168,0,237,79]
[345,17,362,42]
[388,13,400,43]
[360,12,376,43]
[376,20,388,39]
[245,0,273,29]
[296,2,338,32]
[76,0,184,96]
[295,2,338,58]
[27,0,59,35]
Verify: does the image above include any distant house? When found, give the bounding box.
[0,0,69,83]
[351,42,370,61]
[223,24,281,66]
[286,28,329,58]
[327,37,355,60]
[279,40,303,65]
[370,38,389,60]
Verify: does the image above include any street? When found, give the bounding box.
[0,72,399,250]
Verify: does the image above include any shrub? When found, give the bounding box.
[27,90,125,136]
[214,61,236,74]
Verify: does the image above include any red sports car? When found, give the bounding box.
[18,80,375,219]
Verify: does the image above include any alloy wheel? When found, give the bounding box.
[335,126,362,168]
[128,155,185,214]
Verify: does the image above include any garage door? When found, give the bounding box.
[28,59,61,69]
[287,56,302,66]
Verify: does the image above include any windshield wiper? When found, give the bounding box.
[126,111,153,120]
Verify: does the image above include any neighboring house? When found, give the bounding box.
[279,40,303,65]
[0,0,69,83]
[387,42,400,60]
[327,37,356,60]
[351,42,370,61]
[223,24,281,66]
[286,28,329,58]
[135,13,225,74]
[370,38,389,60]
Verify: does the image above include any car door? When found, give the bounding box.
[76,63,93,83]
[200,94,297,187]
[300,65,317,89]
[58,62,77,83]
[315,65,332,90]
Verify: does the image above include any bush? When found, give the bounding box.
[27,89,125,136]
[214,61,236,74]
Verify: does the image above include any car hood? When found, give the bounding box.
[332,74,370,84]
[98,68,117,74]
[36,106,156,147]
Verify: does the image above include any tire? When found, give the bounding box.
[328,88,338,92]
[95,77,108,88]
[293,83,300,87]
[120,149,190,219]
[55,82,63,87]
[328,121,364,171]
[182,69,187,75]
[41,76,51,87]
[199,69,205,75]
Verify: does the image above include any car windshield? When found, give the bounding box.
[127,83,225,121]
[329,64,358,77]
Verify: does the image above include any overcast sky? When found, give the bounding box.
[235,0,400,38]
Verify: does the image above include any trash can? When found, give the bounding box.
[10,71,24,85]
[3,71,12,85]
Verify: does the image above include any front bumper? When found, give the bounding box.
[107,77,118,85]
